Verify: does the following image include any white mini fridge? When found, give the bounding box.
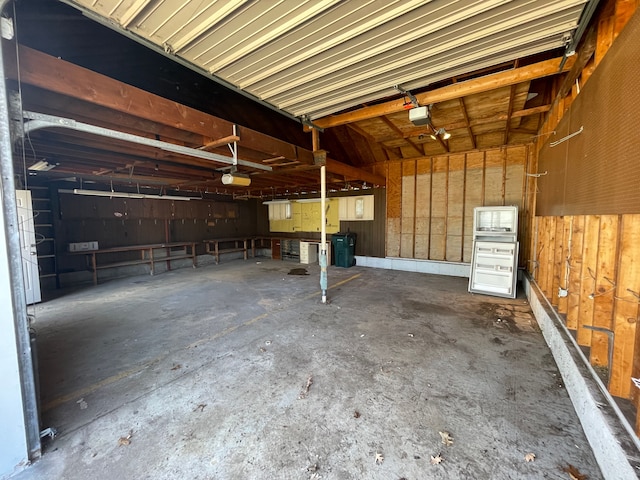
[468,206,519,299]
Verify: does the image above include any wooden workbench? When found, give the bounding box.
[203,237,250,264]
[71,242,197,285]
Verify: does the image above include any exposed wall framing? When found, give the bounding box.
[529,0,640,433]
[532,215,640,407]
[386,145,529,263]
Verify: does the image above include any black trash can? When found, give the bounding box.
[331,232,357,268]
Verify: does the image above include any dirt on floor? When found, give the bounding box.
[18,260,602,480]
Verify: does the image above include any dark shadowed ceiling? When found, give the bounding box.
[4,0,598,196]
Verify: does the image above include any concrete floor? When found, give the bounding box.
[16,259,602,479]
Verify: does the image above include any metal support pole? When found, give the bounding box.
[320,165,327,303]
[0,4,42,462]
[312,128,328,303]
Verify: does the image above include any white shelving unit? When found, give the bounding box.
[468,206,519,298]
[299,241,318,264]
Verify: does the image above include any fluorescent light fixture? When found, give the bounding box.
[296,198,322,203]
[28,160,57,171]
[72,189,193,200]
[262,199,291,205]
[221,173,251,186]
[73,189,144,199]
[148,194,192,201]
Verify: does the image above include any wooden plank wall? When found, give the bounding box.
[528,0,640,433]
[532,215,640,399]
[386,145,529,263]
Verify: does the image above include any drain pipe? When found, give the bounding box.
[0,2,42,462]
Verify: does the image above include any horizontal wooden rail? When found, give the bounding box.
[69,242,197,285]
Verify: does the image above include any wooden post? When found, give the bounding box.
[611,215,640,398]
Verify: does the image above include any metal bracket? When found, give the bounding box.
[300,115,324,133]
[394,85,420,108]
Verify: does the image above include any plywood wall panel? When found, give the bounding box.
[415,234,429,259]
[505,164,524,207]
[466,151,485,169]
[484,167,504,206]
[386,161,402,219]
[387,218,401,257]
[446,153,464,261]
[400,161,416,259]
[384,145,526,263]
[464,162,483,262]
[446,235,463,262]
[415,173,431,218]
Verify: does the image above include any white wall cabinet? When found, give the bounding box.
[338,195,374,221]
[300,241,318,264]
[268,202,291,220]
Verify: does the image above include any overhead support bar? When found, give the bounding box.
[20,111,272,172]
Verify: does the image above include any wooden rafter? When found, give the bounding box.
[458,97,475,149]
[504,84,517,145]
[451,76,475,150]
[380,115,423,157]
[312,57,575,129]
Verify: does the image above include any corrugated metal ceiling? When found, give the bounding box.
[65,0,588,120]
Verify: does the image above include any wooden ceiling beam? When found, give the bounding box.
[4,42,387,187]
[16,84,208,146]
[3,43,310,163]
[313,57,574,129]
[325,159,386,186]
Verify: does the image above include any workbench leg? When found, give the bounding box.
[91,253,97,285]
[149,248,155,276]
